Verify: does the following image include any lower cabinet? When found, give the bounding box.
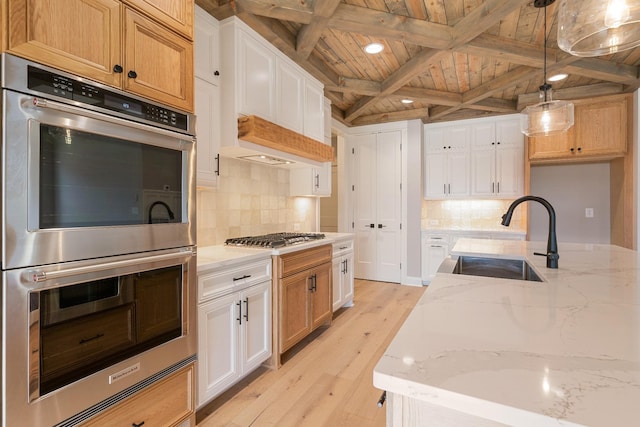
[273,244,333,365]
[332,238,354,311]
[197,258,272,407]
[82,363,195,426]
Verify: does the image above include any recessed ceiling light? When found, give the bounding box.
[401,99,414,104]
[364,43,384,54]
[548,73,569,82]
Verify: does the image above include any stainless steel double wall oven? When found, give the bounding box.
[1,54,197,426]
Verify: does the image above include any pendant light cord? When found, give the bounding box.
[543,3,548,102]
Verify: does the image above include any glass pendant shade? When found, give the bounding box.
[558,0,640,56]
[521,97,575,137]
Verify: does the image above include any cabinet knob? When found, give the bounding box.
[214,70,220,76]
[570,148,575,152]
[128,70,138,79]
[577,147,582,152]
[113,64,123,73]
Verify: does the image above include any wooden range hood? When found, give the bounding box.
[238,115,333,163]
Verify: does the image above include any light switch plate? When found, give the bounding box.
[585,208,594,218]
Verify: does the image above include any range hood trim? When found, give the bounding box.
[237,115,333,163]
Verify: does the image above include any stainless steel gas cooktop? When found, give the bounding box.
[224,232,325,248]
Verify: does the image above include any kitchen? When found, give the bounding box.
[2,0,640,426]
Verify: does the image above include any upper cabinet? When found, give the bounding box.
[194,6,220,188]
[424,125,471,199]
[470,116,524,198]
[6,0,194,112]
[219,17,327,158]
[424,115,524,200]
[528,94,630,163]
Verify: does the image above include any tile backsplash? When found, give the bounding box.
[422,199,525,231]
[197,157,317,246]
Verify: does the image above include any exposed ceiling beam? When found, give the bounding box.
[517,83,626,109]
[345,0,530,122]
[235,0,313,24]
[296,0,342,59]
[351,108,431,126]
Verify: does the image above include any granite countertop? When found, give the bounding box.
[374,238,640,426]
[422,226,527,235]
[197,232,354,273]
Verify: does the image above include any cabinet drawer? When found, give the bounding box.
[198,259,272,303]
[82,363,195,426]
[332,239,354,257]
[41,305,135,380]
[277,244,332,278]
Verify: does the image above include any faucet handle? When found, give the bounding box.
[534,252,558,259]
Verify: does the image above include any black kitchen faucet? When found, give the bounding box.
[501,195,559,269]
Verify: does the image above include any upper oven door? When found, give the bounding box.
[2,89,196,269]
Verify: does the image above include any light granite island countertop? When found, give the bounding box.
[374,238,640,427]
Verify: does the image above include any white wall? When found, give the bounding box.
[529,163,611,244]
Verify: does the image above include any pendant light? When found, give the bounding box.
[521,0,574,137]
[558,0,640,56]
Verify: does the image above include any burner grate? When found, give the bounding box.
[225,232,325,248]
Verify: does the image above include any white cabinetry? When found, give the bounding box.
[332,237,355,311]
[424,115,524,200]
[470,116,524,198]
[220,17,326,159]
[290,97,332,196]
[194,6,221,188]
[197,258,272,407]
[424,126,470,198]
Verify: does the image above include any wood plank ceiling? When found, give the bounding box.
[196,0,640,126]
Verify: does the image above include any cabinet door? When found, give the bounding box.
[528,128,575,160]
[575,98,627,156]
[197,293,240,405]
[276,58,304,133]
[332,256,343,311]
[237,31,275,120]
[310,263,333,330]
[304,79,325,142]
[495,144,524,197]
[447,150,470,197]
[124,8,194,111]
[127,0,194,40]
[342,252,354,305]
[470,148,495,197]
[241,282,271,373]
[195,77,220,187]
[425,242,448,280]
[424,152,447,198]
[279,271,310,353]
[7,0,122,87]
[194,6,220,85]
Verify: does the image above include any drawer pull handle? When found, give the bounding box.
[237,301,242,325]
[339,246,348,250]
[79,333,104,344]
[132,422,145,427]
[233,274,251,281]
[244,297,249,322]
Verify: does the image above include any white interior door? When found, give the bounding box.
[351,131,402,283]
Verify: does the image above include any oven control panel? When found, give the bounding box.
[25,65,189,132]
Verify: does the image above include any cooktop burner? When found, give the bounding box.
[225,232,325,248]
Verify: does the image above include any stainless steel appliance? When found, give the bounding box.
[1,54,197,426]
[225,232,325,248]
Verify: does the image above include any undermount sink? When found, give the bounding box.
[450,256,543,282]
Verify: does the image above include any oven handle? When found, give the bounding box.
[24,249,195,283]
[26,97,194,141]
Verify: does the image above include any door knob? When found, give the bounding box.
[369,223,375,228]
[378,224,387,228]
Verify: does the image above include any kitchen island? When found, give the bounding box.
[374,238,640,426]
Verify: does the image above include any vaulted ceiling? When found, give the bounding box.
[195,0,640,127]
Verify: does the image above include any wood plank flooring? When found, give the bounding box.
[196,279,426,427]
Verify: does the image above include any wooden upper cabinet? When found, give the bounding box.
[7,0,122,87]
[6,0,194,112]
[124,7,194,111]
[528,94,629,163]
[574,97,627,156]
[124,0,194,39]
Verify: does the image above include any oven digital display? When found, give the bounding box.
[104,93,143,116]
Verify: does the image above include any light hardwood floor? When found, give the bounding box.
[196,279,426,427]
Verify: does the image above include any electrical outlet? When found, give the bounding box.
[585,208,594,218]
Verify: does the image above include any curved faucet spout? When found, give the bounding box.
[148,200,175,224]
[501,195,558,269]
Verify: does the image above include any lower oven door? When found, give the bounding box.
[2,247,197,426]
